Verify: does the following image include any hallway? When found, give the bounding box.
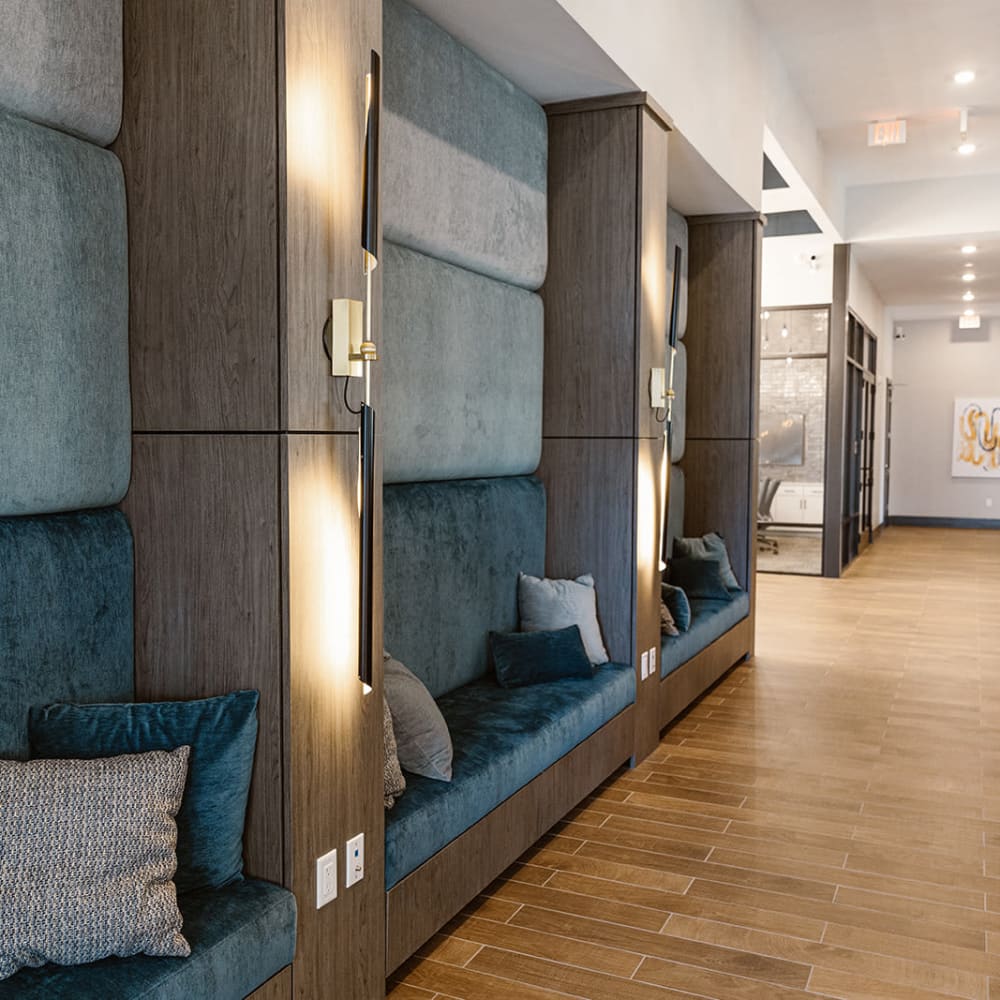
[391,527,1000,999]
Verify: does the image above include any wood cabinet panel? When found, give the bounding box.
[124,434,284,884]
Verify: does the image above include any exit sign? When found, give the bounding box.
[868,120,907,147]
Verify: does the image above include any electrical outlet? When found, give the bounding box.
[316,848,337,909]
[640,650,649,680]
[649,646,657,679]
[345,833,365,888]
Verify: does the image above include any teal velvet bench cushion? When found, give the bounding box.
[0,511,295,997]
[383,477,635,888]
[660,591,751,677]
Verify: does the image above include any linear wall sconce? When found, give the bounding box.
[658,244,683,572]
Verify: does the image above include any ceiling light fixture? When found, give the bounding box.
[780,325,789,338]
[962,244,978,255]
[954,70,976,85]
[958,107,977,155]
[962,272,976,282]
[965,307,976,316]
[964,290,976,301]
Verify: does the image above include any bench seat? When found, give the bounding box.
[661,591,750,678]
[386,662,634,888]
[0,878,296,1000]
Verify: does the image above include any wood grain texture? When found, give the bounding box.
[537,437,635,664]
[824,243,851,578]
[636,109,670,442]
[248,966,292,1000]
[386,707,635,973]
[681,438,753,590]
[124,434,283,884]
[542,107,638,438]
[115,0,279,432]
[282,0,382,433]
[545,91,673,132]
[397,527,1000,999]
[685,219,758,441]
[285,433,384,1000]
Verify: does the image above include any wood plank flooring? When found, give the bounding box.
[389,527,1000,999]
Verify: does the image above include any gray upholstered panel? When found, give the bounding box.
[382,0,547,290]
[667,206,688,340]
[383,477,546,699]
[0,510,134,760]
[666,465,685,559]
[0,0,122,146]
[670,341,687,462]
[0,111,130,515]
[382,242,543,484]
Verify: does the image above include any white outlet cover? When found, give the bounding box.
[640,650,649,680]
[650,647,657,678]
[316,848,337,909]
[345,833,365,888]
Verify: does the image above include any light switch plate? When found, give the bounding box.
[649,646,657,679]
[640,650,649,680]
[316,848,337,909]
[345,833,365,888]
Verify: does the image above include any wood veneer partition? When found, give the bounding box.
[539,93,670,764]
[116,2,385,998]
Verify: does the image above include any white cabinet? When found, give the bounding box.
[768,482,824,525]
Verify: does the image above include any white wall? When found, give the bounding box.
[890,318,1000,521]
[762,235,834,308]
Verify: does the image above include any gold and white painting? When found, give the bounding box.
[953,398,1000,477]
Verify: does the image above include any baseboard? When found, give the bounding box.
[888,516,1000,530]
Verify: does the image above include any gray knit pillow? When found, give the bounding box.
[383,696,406,808]
[0,747,192,981]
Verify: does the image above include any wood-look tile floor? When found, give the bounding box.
[389,527,1000,1000]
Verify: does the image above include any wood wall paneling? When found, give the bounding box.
[537,437,635,665]
[124,434,284,885]
[681,440,753,592]
[285,433,384,1000]
[115,0,279,433]
[824,244,851,578]
[685,220,757,440]
[249,967,293,1000]
[542,108,638,438]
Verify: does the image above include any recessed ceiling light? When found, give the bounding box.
[965,307,976,316]
[955,70,976,85]
[962,245,978,255]
[964,290,976,301]
[958,141,977,155]
[962,272,976,282]
[780,325,789,338]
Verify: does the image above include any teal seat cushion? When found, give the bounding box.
[0,878,296,999]
[661,591,750,677]
[385,662,634,888]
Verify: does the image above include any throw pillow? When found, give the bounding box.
[518,572,610,665]
[668,556,733,601]
[29,690,259,893]
[660,601,680,637]
[673,532,740,591]
[0,748,191,981]
[662,583,691,632]
[383,696,406,808]
[384,652,453,782]
[489,625,594,688]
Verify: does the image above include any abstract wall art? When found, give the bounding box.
[952,397,1000,477]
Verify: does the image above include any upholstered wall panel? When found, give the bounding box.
[0,112,130,516]
[670,341,687,462]
[382,242,543,483]
[667,206,688,340]
[382,0,547,290]
[383,477,546,699]
[0,0,122,146]
[666,465,685,558]
[0,510,134,759]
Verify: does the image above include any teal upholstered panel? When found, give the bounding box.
[0,112,130,515]
[667,206,688,340]
[383,477,546,699]
[666,465,685,560]
[0,510,134,760]
[661,591,750,676]
[0,0,122,146]
[670,341,687,462]
[0,879,296,999]
[382,0,547,290]
[382,242,543,483]
[385,662,634,887]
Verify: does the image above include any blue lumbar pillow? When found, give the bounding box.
[662,582,691,632]
[489,625,594,688]
[28,690,259,894]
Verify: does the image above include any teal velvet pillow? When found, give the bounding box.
[662,582,691,631]
[673,532,740,590]
[28,690,259,894]
[489,626,594,688]
[668,556,733,601]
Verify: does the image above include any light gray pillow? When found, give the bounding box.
[383,696,406,808]
[384,652,453,782]
[0,747,191,981]
[518,572,610,665]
